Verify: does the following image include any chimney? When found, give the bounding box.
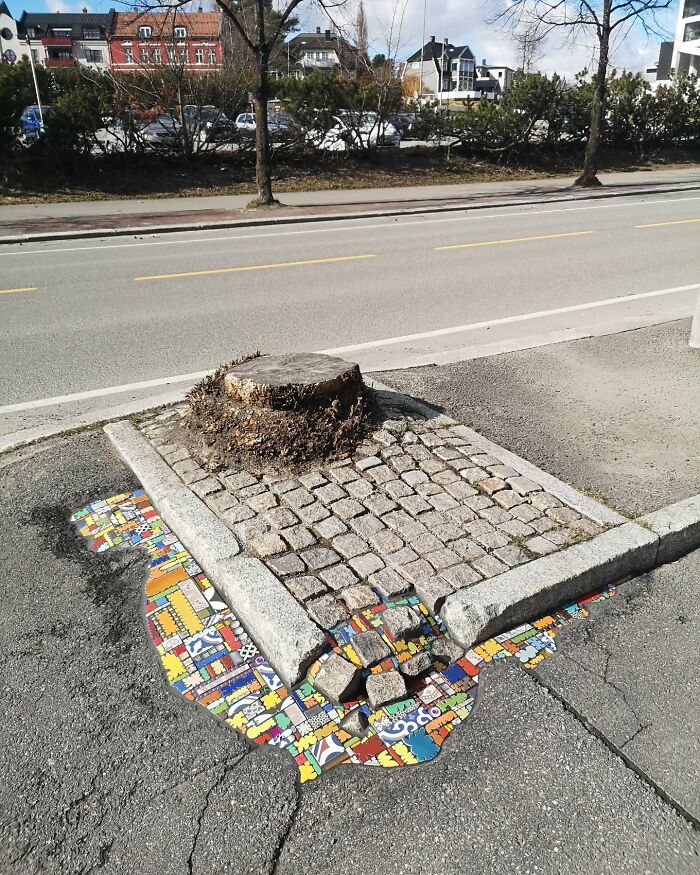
[316,26,321,34]
[482,58,486,65]
[197,4,203,10]
[81,5,87,12]
[324,28,330,40]
[430,35,435,43]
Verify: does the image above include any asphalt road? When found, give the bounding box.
[1,430,698,874]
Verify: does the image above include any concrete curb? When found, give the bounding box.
[366,378,625,527]
[103,421,326,688]
[440,522,659,648]
[637,495,700,565]
[2,182,698,245]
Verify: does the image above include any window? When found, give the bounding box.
[26,28,36,38]
[82,27,100,39]
[684,20,700,40]
[31,48,39,62]
[51,28,72,37]
[139,48,148,63]
[179,48,187,63]
[124,47,134,63]
[208,48,216,65]
[55,50,73,59]
[85,48,102,63]
[194,48,203,63]
[683,0,700,17]
[174,26,186,39]
[152,46,161,64]
[167,47,175,63]
[138,26,151,38]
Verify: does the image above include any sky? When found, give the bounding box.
[5,0,680,78]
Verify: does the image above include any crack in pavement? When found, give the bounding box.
[268,782,300,875]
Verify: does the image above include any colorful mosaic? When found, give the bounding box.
[72,489,615,783]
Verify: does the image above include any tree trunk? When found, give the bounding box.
[574,8,611,188]
[253,49,276,205]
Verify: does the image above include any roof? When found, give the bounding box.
[406,40,475,64]
[111,11,220,39]
[283,29,360,70]
[0,2,13,18]
[18,11,114,39]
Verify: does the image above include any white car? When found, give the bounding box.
[307,111,400,151]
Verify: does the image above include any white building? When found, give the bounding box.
[672,0,700,76]
[0,2,27,65]
[18,10,114,72]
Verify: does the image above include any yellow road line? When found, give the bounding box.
[135,253,376,282]
[0,287,37,295]
[435,231,594,251]
[635,218,700,229]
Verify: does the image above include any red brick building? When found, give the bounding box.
[108,11,223,74]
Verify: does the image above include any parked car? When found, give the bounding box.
[183,105,236,144]
[307,112,400,151]
[234,112,291,140]
[390,113,417,139]
[136,114,181,149]
[19,105,52,144]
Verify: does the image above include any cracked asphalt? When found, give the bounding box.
[1,430,699,874]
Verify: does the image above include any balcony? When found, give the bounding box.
[45,57,77,67]
[41,35,73,47]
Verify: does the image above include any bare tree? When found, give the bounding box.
[493,0,672,186]
[513,18,546,73]
[355,0,368,66]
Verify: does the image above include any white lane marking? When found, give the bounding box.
[0,370,211,414]
[5,194,700,257]
[320,284,700,355]
[2,282,696,414]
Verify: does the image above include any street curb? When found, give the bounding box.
[366,377,626,527]
[103,421,326,688]
[2,181,699,245]
[441,522,660,648]
[637,495,700,565]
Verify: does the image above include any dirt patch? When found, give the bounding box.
[179,354,377,473]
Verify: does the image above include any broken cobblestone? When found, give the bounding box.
[366,670,407,709]
[307,594,347,630]
[382,605,423,641]
[314,653,361,704]
[352,630,391,667]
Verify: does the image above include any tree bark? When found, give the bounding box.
[574,1,611,187]
[253,49,276,205]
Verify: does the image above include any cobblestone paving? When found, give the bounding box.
[138,405,604,635]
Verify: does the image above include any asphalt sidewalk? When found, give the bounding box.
[2,166,700,242]
[1,430,698,874]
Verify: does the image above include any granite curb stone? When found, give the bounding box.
[637,495,700,565]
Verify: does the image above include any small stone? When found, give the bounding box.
[340,709,368,737]
[314,653,361,704]
[313,516,348,539]
[234,517,271,543]
[398,495,433,516]
[445,481,478,501]
[250,532,286,557]
[440,563,482,589]
[367,464,396,485]
[345,479,374,500]
[431,637,464,666]
[452,538,487,561]
[237,483,267,500]
[546,506,582,524]
[265,507,299,529]
[386,546,419,567]
[301,546,341,570]
[180,466,209,486]
[465,519,496,538]
[529,491,563,511]
[373,429,397,446]
[416,482,444,497]
[487,465,520,479]
[448,506,477,525]
[191,476,223,499]
[401,469,429,487]
[206,491,239,514]
[221,504,256,526]
[479,477,507,495]
[364,494,397,516]
[296,502,331,525]
[494,545,530,567]
[348,513,385,539]
[511,504,541,523]
[415,576,454,614]
[352,630,391,667]
[342,584,379,611]
[531,516,557,533]
[461,467,490,484]
[327,466,360,485]
[525,536,559,555]
[369,566,411,598]
[307,594,347,630]
[471,554,508,578]
[425,547,460,571]
[499,519,535,539]
[283,487,315,509]
[286,575,327,602]
[478,506,513,525]
[470,453,501,467]
[399,558,435,584]
[432,522,464,543]
[389,455,416,474]
[432,468,459,485]
[507,476,542,496]
[366,670,407,709]
[465,495,494,511]
[383,479,414,500]
[221,471,258,491]
[349,552,385,578]
[281,525,317,550]
[544,527,579,546]
[420,459,447,476]
[572,518,604,537]
[369,529,404,554]
[399,651,433,677]
[356,455,382,471]
[320,564,359,592]
[331,498,366,520]
[473,530,511,549]
[246,491,278,513]
[298,471,327,489]
[428,493,459,512]
[267,553,305,576]
[382,605,423,641]
[493,489,524,510]
[314,483,347,505]
[332,533,368,559]
[434,446,463,461]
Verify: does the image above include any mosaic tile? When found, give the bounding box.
[72,489,615,784]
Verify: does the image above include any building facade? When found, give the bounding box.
[18,10,114,71]
[109,12,223,74]
[672,0,700,77]
[0,2,26,65]
[273,27,360,79]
